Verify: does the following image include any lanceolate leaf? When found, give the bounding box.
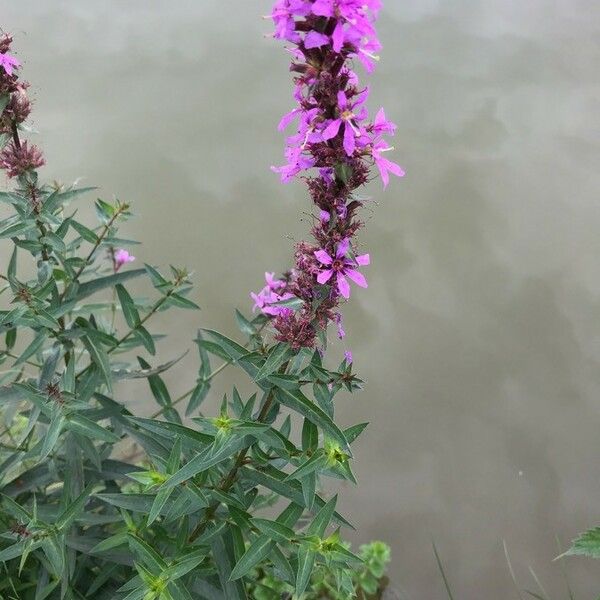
[115,284,140,328]
[75,269,146,302]
[566,528,600,558]
[296,546,317,597]
[239,466,353,529]
[162,438,245,490]
[274,387,351,455]
[254,343,294,382]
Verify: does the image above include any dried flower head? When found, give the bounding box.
[0,140,45,178]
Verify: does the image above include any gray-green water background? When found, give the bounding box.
[3,1,600,597]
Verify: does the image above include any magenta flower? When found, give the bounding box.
[251,272,295,316]
[344,350,353,364]
[321,89,368,156]
[114,249,135,271]
[314,238,369,299]
[372,108,396,136]
[0,53,20,76]
[372,138,404,188]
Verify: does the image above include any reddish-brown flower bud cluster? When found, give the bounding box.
[0,33,42,178]
[0,140,45,178]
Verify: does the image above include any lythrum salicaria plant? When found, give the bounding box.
[0,2,402,598]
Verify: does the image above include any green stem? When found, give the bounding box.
[59,210,123,303]
[188,388,277,543]
[9,123,49,262]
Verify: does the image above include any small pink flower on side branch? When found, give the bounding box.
[114,249,135,271]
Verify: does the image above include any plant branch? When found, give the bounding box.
[188,387,277,543]
[10,123,49,262]
[59,210,123,303]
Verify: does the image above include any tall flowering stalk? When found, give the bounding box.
[0,12,395,599]
[253,0,403,350]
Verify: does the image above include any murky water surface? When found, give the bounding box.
[4,1,600,596]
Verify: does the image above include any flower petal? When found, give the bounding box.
[332,21,345,53]
[336,273,351,299]
[278,108,300,132]
[336,238,350,258]
[304,31,330,49]
[345,268,368,288]
[322,118,342,141]
[343,122,356,156]
[355,253,370,266]
[317,269,334,284]
[314,249,333,265]
[312,0,334,17]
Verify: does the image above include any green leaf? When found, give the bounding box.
[128,417,212,447]
[234,310,256,336]
[69,220,99,244]
[0,539,43,562]
[0,494,33,521]
[112,352,186,381]
[302,418,319,451]
[41,231,66,253]
[42,186,97,214]
[240,466,353,529]
[94,198,116,224]
[286,451,327,481]
[306,495,337,537]
[55,485,93,530]
[13,331,45,366]
[344,422,368,444]
[144,263,169,289]
[96,493,174,514]
[134,325,155,355]
[274,387,351,455]
[255,343,294,382]
[566,527,600,558]
[82,333,113,393]
[39,410,65,460]
[75,269,145,301]
[116,284,140,328]
[65,413,119,442]
[228,536,273,581]
[252,518,296,543]
[211,535,248,600]
[163,437,245,490]
[296,546,317,597]
[89,533,129,555]
[166,293,200,310]
[0,220,35,239]
[128,534,167,571]
[162,549,207,581]
[147,486,174,526]
[203,329,247,361]
[137,356,179,423]
[186,380,210,416]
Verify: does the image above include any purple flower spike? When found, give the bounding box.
[315,239,369,299]
[257,0,402,348]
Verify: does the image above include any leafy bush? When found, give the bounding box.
[0,2,403,598]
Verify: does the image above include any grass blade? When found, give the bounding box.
[432,539,456,600]
[503,540,525,600]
